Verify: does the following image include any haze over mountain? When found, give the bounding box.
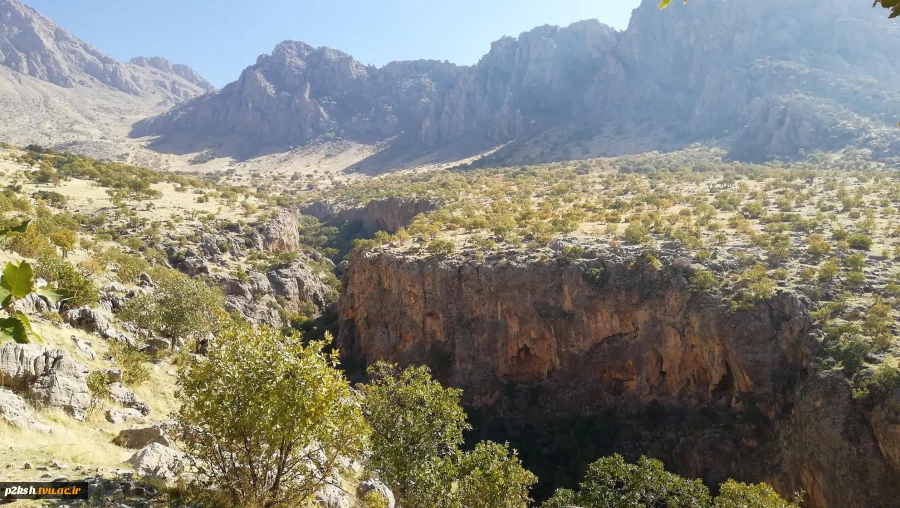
[0,0,211,159]
[133,0,900,165]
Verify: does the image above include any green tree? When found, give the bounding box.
[544,455,799,508]
[543,454,711,508]
[118,269,223,340]
[361,363,536,508]
[176,325,368,507]
[49,229,77,258]
[361,363,468,507]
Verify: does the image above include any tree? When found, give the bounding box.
[361,363,468,507]
[49,229,76,258]
[543,454,711,508]
[361,362,536,508]
[543,455,799,508]
[118,269,224,341]
[175,325,368,507]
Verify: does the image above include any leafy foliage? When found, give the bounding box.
[0,256,71,343]
[361,363,536,508]
[118,269,224,340]
[175,325,368,506]
[543,454,799,508]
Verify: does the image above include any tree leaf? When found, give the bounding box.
[15,311,41,343]
[36,286,73,304]
[0,260,34,299]
[0,220,31,242]
[0,317,28,344]
[0,286,11,309]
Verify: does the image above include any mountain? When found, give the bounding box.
[134,0,900,163]
[0,0,212,159]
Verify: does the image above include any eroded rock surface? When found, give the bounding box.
[302,197,438,235]
[0,343,90,420]
[337,249,900,507]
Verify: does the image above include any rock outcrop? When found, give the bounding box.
[337,249,900,507]
[255,209,301,253]
[134,0,900,162]
[0,388,51,432]
[0,343,90,420]
[301,197,438,235]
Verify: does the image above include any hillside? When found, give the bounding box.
[134,0,900,167]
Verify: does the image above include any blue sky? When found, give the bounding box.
[26,0,642,87]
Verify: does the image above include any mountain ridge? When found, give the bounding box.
[133,0,900,164]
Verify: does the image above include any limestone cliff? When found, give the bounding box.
[337,249,900,507]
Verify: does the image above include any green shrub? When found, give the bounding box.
[426,239,455,257]
[543,455,798,508]
[827,335,871,377]
[86,370,110,414]
[176,325,367,507]
[690,269,720,292]
[35,254,99,307]
[848,234,873,251]
[107,341,151,386]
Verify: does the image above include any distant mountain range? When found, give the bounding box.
[2,0,900,167]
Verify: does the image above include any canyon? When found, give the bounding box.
[337,247,900,506]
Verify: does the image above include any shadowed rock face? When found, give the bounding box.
[337,250,900,507]
[133,0,900,161]
[301,197,438,235]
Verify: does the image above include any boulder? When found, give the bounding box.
[0,388,51,432]
[357,479,395,508]
[315,484,352,508]
[108,383,152,416]
[267,259,333,309]
[105,408,146,425]
[114,423,173,449]
[106,368,123,383]
[63,307,110,336]
[71,336,96,360]
[126,443,185,483]
[0,343,90,420]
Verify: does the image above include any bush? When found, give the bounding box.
[827,335,871,377]
[426,239,455,257]
[100,248,150,284]
[49,229,76,257]
[176,325,367,506]
[690,269,720,292]
[86,370,110,414]
[624,221,651,244]
[847,234,873,251]
[118,269,224,340]
[35,254,99,307]
[107,341,151,386]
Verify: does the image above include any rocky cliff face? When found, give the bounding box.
[337,250,900,507]
[0,0,210,103]
[134,0,900,161]
[301,197,438,235]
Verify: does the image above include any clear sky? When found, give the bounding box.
[25,0,642,88]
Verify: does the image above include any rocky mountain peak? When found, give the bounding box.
[0,0,210,102]
[128,56,214,90]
